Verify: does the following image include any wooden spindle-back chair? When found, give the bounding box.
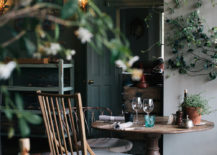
[71,107,112,137]
[69,106,133,153]
[37,91,94,155]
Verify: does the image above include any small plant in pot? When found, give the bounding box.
[182,94,211,125]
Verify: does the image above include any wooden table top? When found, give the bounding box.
[92,116,214,134]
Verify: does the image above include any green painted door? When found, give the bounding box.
[86,44,122,115]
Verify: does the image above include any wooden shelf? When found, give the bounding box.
[18,63,73,68]
[6,86,73,92]
[2,59,74,137]
[7,59,74,94]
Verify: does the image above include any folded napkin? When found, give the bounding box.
[114,122,133,130]
[99,115,125,121]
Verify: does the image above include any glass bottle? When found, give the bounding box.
[182,89,188,119]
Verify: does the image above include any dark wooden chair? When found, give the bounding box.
[72,107,133,153]
[36,91,131,155]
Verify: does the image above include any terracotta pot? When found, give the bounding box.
[185,107,201,125]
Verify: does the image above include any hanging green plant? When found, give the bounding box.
[166,1,217,80]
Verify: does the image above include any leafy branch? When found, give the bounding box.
[0,0,132,137]
[0,86,42,137]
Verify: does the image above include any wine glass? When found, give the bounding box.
[143,99,154,116]
[131,97,142,124]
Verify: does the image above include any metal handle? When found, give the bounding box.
[88,80,94,85]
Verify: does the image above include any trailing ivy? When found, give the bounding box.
[166,1,217,80]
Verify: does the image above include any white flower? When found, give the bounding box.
[197,9,200,15]
[49,43,61,54]
[66,55,72,61]
[115,60,127,71]
[33,52,41,59]
[0,61,16,80]
[128,56,139,67]
[75,27,93,43]
[215,39,217,44]
[66,49,76,60]
[42,43,61,55]
[131,69,143,81]
[70,50,76,56]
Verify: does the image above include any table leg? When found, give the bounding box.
[145,134,161,155]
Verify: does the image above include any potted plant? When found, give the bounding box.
[182,94,211,125]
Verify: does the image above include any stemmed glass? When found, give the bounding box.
[131,97,142,124]
[143,99,154,116]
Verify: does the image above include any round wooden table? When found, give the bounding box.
[92,116,214,155]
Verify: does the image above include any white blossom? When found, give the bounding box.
[33,52,41,59]
[70,50,76,56]
[39,31,46,38]
[66,55,72,61]
[197,9,200,15]
[115,60,127,71]
[0,61,16,80]
[49,43,61,54]
[76,27,93,43]
[66,49,76,60]
[215,39,217,44]
[43,43,61,55]
[128,56,139,67]
[131,69,143,81]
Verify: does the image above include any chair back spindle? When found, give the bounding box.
[37,91,90,155]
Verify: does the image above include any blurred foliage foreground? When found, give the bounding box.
[0,0,135,137]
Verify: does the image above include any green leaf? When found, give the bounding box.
[61,0,78,19]
[202,49,207,54]
[4,108,13,120]
[24,112,42,125]
[176,61,181,67]
[19,118,30,137]
[15,94,23,111]
[179,68,187,74]
[187,49,193,52]
[103,15,113,29]
[8,127,14,139]
[209,72,216,80]
[54,24,60,41]
[190,63,195,67]
[24,38,36,55]
[0,46,9,61]
[204,63,208,69]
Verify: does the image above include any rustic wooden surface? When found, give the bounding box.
[92,116,214,155]
[92,116,214,134]
[5,58,49,64]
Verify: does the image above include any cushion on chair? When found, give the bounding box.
[92,149,132,155]
[87,138,133,153]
